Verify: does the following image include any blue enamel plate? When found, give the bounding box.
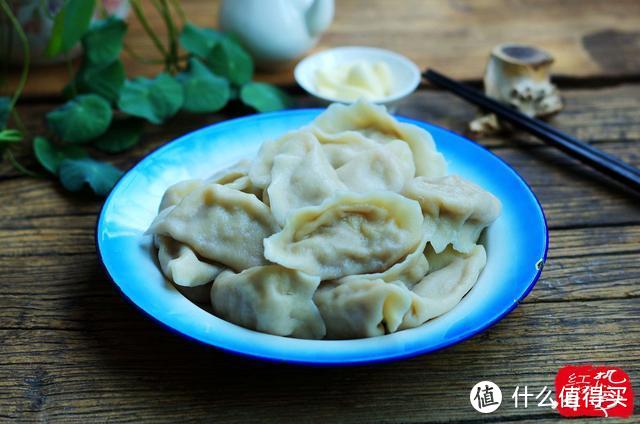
[97,109,548,365]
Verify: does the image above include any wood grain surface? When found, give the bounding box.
[1,1,640,422]
[8,0,640,96]
[1,83,639,422]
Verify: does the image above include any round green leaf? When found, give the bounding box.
[69,60,126,104]
[33,136,88,174]
[179,23,222,58]
[118,74,184,124]
[179,59,230,113]
[206,37,253,85]
[47,94,113,143]
[58,158,123,196]
[240,82,292,113]
[93,119,144,154]
[83,17,127,65]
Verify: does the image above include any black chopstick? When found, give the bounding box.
[425,71,640,176]
[426,69,640,179]
[424,68,640,194]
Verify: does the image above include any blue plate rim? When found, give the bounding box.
[96,108,549,366]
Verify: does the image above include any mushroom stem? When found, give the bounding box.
[484,43,563,117]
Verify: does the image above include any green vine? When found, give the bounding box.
[0,0,292,196]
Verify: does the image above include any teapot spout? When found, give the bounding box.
[305,0,334,37]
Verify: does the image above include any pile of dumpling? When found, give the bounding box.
[147,100,501,340]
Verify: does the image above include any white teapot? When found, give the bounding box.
[219,0,334,70]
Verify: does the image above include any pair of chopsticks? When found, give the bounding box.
[423,69,640,195]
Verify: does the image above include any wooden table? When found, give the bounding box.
[1,1,639,422]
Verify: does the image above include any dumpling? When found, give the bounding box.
[156,180,223,302]
[403,175,502,253]
[314,279,411,339]
[264,192,423,280]
[158,159,258,212]
[338,234,429,289]
[211,265,325,339]
[148,183,280,271]
[207,159,252,185]
[335,140,415,193]
[310,100,447,178]
[159,179,204,211]
[267,138,347,225]
[155,235,223,303]
[208,159,262,197]
[315,131,380,169]
[399,244,487,329]
[249,130,320,189]
[223,175,261,198]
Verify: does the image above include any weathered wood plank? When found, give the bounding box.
[7,0,640,97]
[0,299,637,422]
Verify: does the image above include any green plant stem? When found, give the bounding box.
[168,0,185,23]
[5,149,42,178]
[123,43,165,65]
[0,0,30,111]
[152,0,180,73]
[130,0,168,58]
[11,109,26,135]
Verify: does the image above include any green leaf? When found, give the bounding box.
[82,17,127,65]
[46,0,96,57]
[240,82,292,113]
[33,136,88,174]
[0,97,10,129]
[47,94,113,143]
[178,58,230,113]
[67,60,126,104]
[206,37,253,85]
[58,158,123,196]
[179,23,222,58]
[93,119,144,153]
[118,73,184,124]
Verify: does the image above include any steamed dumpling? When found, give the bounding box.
[159,179,204,211]
[267,137,347,225]
[211,265,325,339]
[224,175,261,198]
[249,130,320,189]
[148,183,280,271]
[207,158,252,184]
[310,100,447,178]
[155,235,223,302]
[403,175,501,253]
[338,234,430,289]
[156,179,223,302]
[314,279,411,339]
[208,159,261,197]
[400,244,487,329]
[336,139,415,193]
[264,192,423,279]
[158,158,258,212]
[315,131,380,169]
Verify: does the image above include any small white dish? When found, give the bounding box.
[294,46,421,111]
